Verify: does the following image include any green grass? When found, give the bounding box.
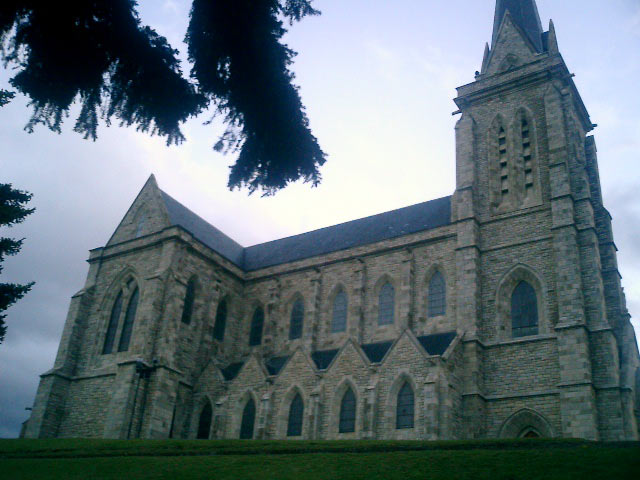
[0,439,638,479]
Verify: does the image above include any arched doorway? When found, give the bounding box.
[196,401,212,439]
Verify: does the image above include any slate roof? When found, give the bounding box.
[264,356,290,376]
[310,349,339,370]
[361,341,393,363]
[416,331,457,356]
[220,362,245,381]
[161,191,244,266]
[492,0,544,52]
[160,189,452,272]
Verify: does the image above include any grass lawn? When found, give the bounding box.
[1,439,638,479]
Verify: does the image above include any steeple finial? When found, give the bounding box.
[492,0,544,52]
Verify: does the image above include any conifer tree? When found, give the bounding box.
[0,183,34,345]
[0,1,325,195]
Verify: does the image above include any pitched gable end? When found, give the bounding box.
[485,11,541,76]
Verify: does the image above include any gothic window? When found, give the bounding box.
[339,388,356,433]
[396,382,414,429]
[213,299,227,341]
[181,277,197,325]
[102,291,123,354]
[240,397,256,439]
[117,287,139,352]
[428,271,446,317]
[331,289,348,333]
[289,298,304,340]
[287,393,304,437]
[378,282,395,326]
[511,281,538,338]
[196,400,212,439]
[249,307,264,346]
[499,126,509,202]
[521,118,534,198]
[134,213,147,238]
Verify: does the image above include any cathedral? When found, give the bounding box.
[24,0,640,441]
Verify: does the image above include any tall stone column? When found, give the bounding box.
[307,268,323,351]
[399,248,415,331]
[545,85,598,439]
[350,258,366,342]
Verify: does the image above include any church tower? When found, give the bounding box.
[453,0,639,440]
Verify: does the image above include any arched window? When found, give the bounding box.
[213,299,227,341]
[181,277,197,325]
[240,397,256,439]
[511,281,538,338]
[428,271,446,317]
[196,400,212,439]
[498,125,509,202]
[249,307,264,346]
[117,287,139,352]
[396,382,414,429]
[521,118,534,198]
[102,291,123,354]
[287,393,304,437]
[134,213,147,238]
[289,298,304,340]
[331,289,348,333]
[339,388,356,433]
[378,282,395,326]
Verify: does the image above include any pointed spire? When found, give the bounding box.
[492,0,544,52]
[547,19,558,54]
[481,42,490,73]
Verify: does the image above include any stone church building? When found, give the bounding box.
[24,0,639,441]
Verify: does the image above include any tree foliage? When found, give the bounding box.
[0,183,34,345]
[0,0,326,195]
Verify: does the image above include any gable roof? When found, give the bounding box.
[220,361,245,381]
[416,331,457,356]
[264,356,290,376]
[310,349,340,370]
[360,341,394,363]
[159,188,452,272]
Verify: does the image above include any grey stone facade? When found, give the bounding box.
[24,1,640,441]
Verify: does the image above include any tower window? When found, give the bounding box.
[331,289,348,333]
[499,126,509,199]
[213,299,227,341]
[287,393,304,437]
[117,287,139,352]
[396,382,414,429]
[289,298,304,340]
[378,282,395,326]
[102,291,123,355]
[428,271,446,317]
[522,118,534,197]
[511,281,539,338]
[339,388,356,433]
[181,277,197,325]
[249,307,264,346]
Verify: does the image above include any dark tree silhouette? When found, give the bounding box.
[0,0,325,195]
[0,183,34,345]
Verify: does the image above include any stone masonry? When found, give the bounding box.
[23,0,639,441]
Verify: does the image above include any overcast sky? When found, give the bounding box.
[1,0,639,438]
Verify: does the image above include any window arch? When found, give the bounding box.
[102,291,123,354]
[134,213,147,238]
[339,388,356,433]
[181,277,197,325]
[213,299,227,341]
[511,281,538,338]
[378,282,395,326]
[331,289,348,333]
[117,287,139,352]
[287,393,304,437]
[249,307,264,346]
[289,298,304,340]
[396,382,414,429]
[196,400,212,439]
[428,271,446,317]
[240,397,256,439]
